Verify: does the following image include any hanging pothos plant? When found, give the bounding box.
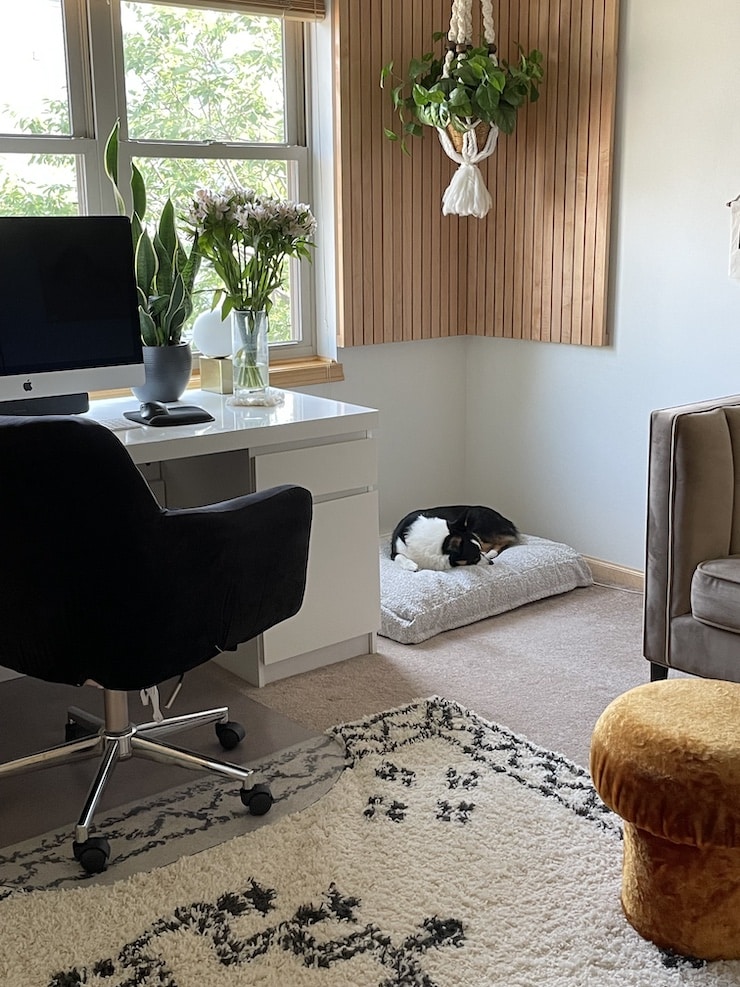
[381,35,543,156]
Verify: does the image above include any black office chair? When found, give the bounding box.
[0,414,312,873]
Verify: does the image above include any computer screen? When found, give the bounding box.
[0,215,144,415]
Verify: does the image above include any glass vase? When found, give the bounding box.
[231,309,268,398]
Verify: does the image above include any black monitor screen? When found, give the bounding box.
[0,215,142,378]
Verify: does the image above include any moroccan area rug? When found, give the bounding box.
[1,697,740,987]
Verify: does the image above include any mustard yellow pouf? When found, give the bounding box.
[590,678,740,960]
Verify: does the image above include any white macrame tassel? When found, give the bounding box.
[437,0,499,218]
[437,126,499,218]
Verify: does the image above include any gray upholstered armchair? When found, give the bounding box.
[644,394,740,683]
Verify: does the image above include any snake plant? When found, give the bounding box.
[104,121,200,346]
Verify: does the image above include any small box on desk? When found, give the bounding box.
[199,356,233,394]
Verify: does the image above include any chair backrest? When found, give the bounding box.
[0,415,167,685]
[0,415,312,690]
[644,395,740,663]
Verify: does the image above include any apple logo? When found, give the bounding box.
[23,380,33,392]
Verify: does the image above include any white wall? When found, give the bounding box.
[307,0,740,571]
[306,337,468,534]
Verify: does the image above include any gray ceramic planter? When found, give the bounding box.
[131,343,193,403]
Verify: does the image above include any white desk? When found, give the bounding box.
[86,389,381,686]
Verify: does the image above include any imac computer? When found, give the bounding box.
[0,215,144,415]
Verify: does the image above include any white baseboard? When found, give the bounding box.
[583,556,644,592]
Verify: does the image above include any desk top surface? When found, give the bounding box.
[85,388,379,464]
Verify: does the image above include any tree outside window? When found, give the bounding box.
[0,0,312,349]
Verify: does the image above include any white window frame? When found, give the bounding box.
[0,0,317,361]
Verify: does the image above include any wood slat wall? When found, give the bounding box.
[332,0,619,347]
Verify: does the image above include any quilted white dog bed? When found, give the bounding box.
[379,533,593,644]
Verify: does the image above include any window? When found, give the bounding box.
[0,0,318,357]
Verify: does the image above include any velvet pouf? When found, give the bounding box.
[591,678,740,960]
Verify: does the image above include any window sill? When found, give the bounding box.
[267,356,344,388]
[90,356,344,402]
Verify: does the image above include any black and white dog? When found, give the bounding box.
[390,505,519,571]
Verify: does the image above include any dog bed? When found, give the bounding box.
[379,533,593,644]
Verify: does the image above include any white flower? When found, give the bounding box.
[187,184,316,314]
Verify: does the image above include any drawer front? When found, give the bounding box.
[254,438,377,497]
[262,490,380,664]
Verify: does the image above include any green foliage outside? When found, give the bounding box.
[0,3,294,340]
[0,156,77,216]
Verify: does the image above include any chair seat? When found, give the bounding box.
[691,557,740,634]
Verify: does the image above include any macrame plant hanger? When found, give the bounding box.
[437,0,499,219]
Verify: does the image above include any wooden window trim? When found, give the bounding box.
[140,0,326,19]
[90,356,344,402]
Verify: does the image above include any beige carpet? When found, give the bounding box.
[237,583,649,767]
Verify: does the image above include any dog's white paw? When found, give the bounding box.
[484,549,499,561]
[394,554,419,572]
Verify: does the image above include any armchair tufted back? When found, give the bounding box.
[644,395,740,672]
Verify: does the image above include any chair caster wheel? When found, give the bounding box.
[240,783,273,816]
[215,720,245,750]
[73,836,111,874]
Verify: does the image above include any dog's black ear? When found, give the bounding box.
[448,511,468,534]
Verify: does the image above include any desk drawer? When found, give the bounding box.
[262,490,380,663]
[254,438,376,497]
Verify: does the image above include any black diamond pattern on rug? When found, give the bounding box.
[48,882,464,987]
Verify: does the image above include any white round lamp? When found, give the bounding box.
[192,308,232,358]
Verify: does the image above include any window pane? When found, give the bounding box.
[134,156,294,342]
[0,0,71,137]
[134,157,289,218]
[122,3,285,143]
[0,154,78,216]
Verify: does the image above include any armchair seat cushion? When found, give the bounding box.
[692,557,740,634]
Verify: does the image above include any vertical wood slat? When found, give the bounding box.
[582,0,604,345]
[332,0,348,347]
[571,0,593,345]
[520,0,537,341]
[368,0,383,345]
[411,1,424,339]
[347,0,364,343]
[530,0,550,341]
[560,0,584,344]
[334,0,618,348]
[402,6,416,340]
[499,0,514,340]
[593,0,619,346]
[550,0,569,344]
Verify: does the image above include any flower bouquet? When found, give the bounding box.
[187,187,316,393]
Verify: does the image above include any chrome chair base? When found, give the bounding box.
[0,689,271,873]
